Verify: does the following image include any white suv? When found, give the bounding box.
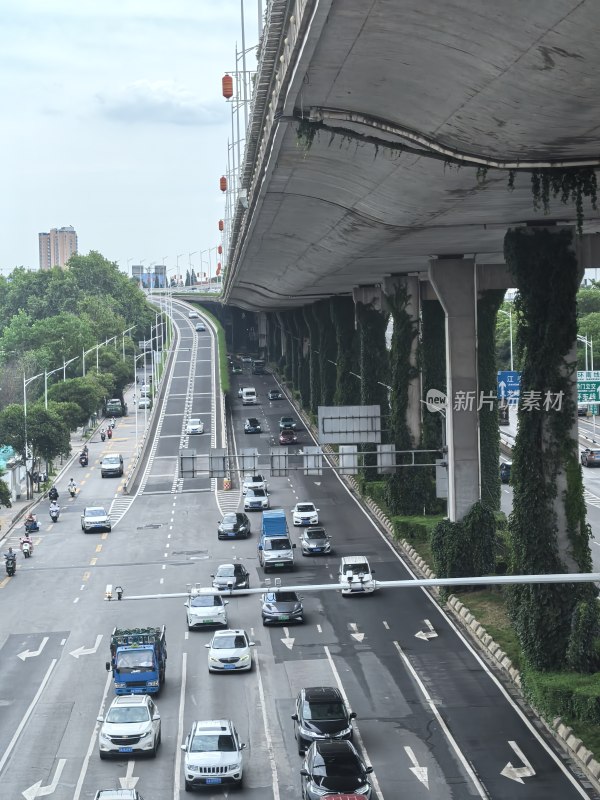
[339,555,376,595]
[185,588,228,630]
[97,694,161,758]
[181,719,246,790]
[242,474,268,495]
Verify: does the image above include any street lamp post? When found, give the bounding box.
[133,351,147,449]
[82,344,99,377]
[578,335,592,372]
[63,355,79,381]
[121,325,136,360]
[23,370,44,497]
[44,366,63,409]
[498,308,514,372]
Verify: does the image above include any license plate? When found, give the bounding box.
[227,532,236,537]
[313,547,323,552]
[204,620,214,624]
[223,664,236,669]
[278,615,289,621]
[119,746,133,753]
[206,777,222,784]
[274,562,285,567]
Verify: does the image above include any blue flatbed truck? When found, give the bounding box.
[106,626,167,694]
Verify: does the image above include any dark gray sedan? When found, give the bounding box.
[260,590,304,625]
[300,526,332,556]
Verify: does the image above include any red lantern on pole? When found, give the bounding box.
[220,176,227,193]
[217,245,223,255]
[222,74,233,99]
[218,219,224,231]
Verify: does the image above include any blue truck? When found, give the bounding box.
[258,509,296,572]
[106,626,167,695]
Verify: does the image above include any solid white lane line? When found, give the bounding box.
[317,624,322,633]
[0,659,57,774]
[324,646,384,800]
[255,654,280,800]
[72,670,113,800]
[173,651,187,799]
[393,641,487,798]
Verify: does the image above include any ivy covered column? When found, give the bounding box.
[294,310,311,407]
[421,298,446,452]
[505,226,596,671]
[331,297,357,405]
[303,305,321,416]
[477,289,505,511]
[317,300,336,405]
[429,257,480,521]
[276,312,292,381]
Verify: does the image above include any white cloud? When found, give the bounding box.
[95,80,227,126]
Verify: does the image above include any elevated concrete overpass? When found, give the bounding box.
[223,0,600,312]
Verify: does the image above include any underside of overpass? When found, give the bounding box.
[223,0,600,312]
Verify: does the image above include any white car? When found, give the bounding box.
[205,629,255,673]
[181,719,245,791]
[291,501,319,526]
[138,397,152,410]
[185,589,228,630]
[188,310,199,319]
[339,555,376,595]
[243,488,270,511]
[186,418,204,435]
[242,474,268,495]
[81,506,111,532]
[97,694,161,759]
[195,322,206,332]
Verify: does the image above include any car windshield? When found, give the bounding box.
[247,489,266,497]
[303,701,346,721]
[216,566,235,577]
[306,529,325,539]
[116,651,155,670]
[265,539,290,551]
[312,752,362,777]
[265,592,297,603]
[282,418,293,424]
[297,504,314,512]
[247,419,259,426]
[345,563,369,575]
[190,734,236,752]
[103,456,119,464]
[212,634,246,650]
[189,419,200,426]
[190,595,222,608]
[87,509,106,517]
[106,706,150,724]
[222,514,239,525]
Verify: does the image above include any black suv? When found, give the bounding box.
[300,741,373,800]
[292,686,356,754]
[500,462,511,483]
[218,512,251,539]
[244,417,262,433]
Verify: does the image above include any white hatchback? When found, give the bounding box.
[185,589,228,630]
[186,418,204,435]
[205,629,255,673]
[291,501,319,526]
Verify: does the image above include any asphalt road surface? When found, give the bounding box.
[0,303,596,800]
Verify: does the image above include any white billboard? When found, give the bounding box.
[317,405,381,445]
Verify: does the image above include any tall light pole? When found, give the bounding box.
[498,308,514,372]
[578,334,593,372]
[23,370,44,495]
[82,344,99,377]
[177,253,185,286]
[44,366,64,409]
[133,351,147,449]
[121,325,136,360]
[63,355,78,381]
[189,252,198,285]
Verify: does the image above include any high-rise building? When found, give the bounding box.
[38,226,78,269]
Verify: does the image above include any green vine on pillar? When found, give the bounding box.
[331,297,356,405]
[504,226,597,671]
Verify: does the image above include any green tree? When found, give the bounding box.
[577,288,600,318]
[0,469,11,509]
[47,376,105,422]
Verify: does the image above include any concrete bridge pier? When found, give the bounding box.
[428,257,480,521]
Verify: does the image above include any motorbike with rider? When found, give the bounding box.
[20,533,33,557]
[68,478,77,498]
[49,500,60,523]
[4,547,16,576]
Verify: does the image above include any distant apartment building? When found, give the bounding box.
[38,226,78,269]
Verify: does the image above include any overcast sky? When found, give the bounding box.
[0,0,258,278]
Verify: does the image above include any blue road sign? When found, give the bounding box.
[497,370,521,400]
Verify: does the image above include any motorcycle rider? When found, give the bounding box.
[24,512,38,532]
[107,426,112,439]
[49,486,59,502]
[20,533,33,555]
[100,427,106,442]
[49,500,60,518]
[110,416,116,428]
[68,478,77,496]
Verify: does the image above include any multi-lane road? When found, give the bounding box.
[0,300,596,800]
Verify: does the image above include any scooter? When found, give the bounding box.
[69,485,77,498]
[79,453,88,467]
[20,539,32,558]
[107,427,112,440]
[24,518,40,533]
[4,555,16,576]
[49,506,60,523]
[100,431,106,442]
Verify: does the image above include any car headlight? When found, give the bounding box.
[239,654,250,662]
[99,731,111,741]
[209,655,220,663]
[298,725,316,738]
[140,729,152,739]
[307,784,330,797]
[147,679,159,686]
[354,785,371,795]
[114,682,126,688]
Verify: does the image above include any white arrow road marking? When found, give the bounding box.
[349,622,365,642]
[17,636,49,661]
[501,740,535,783]
[404,746,429,789]
[280,627,295,650]
[314,481,321,486]
[119,760,139,790]
[69,634,103,659]
[22,758,66,799]
[415,619,438,641]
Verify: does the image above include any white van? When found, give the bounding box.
[241,387,257,405]
[339,555,376,595]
